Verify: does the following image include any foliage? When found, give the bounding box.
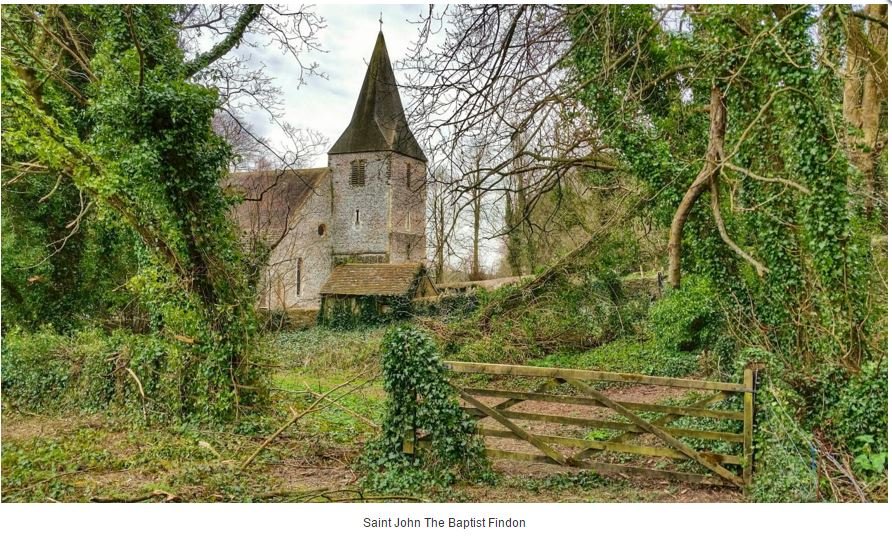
[1,5,269,422]
[360,326,491,493]
[648,276,721,353]
[851,435,888,477]
[568,4,875,367]
[412,291,481,320]
[1,184,140,331]
[1,326,269,423]
[318,295,413,329]
[750,377,819,502]
[567,4,886,499]
[531,338,699,379]
[270,326,387,372]
[821,359,888,454]
[439,235,655,364]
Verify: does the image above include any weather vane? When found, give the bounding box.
[379,11,383,31]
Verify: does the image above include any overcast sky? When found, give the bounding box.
[242,4,430,168]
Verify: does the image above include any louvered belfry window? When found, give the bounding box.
[350,159,366,186]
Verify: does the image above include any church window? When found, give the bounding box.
[405,243,411,260]
[317,223,326,236]
[405,163,411,188]
[354,209,361,227]
[350,159,366,186]
[296,258,303,296]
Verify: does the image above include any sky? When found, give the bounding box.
[242,4,430,168]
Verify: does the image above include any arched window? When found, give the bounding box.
[350,159,366,186]
[317,223,326,236]
[296,258,303,296]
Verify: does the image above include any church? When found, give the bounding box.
[227,31,435,311]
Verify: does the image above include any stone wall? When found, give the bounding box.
[387,153,427,262]
[262,178,332,309]
[329,151,392,258]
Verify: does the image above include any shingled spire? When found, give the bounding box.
[328,32,427,162]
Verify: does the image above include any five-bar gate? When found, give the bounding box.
[406,361,756,488]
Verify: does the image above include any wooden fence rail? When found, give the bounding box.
[405,361,757,489]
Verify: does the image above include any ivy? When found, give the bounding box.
[359,326,492,494]
[1,5,266,422]
[318,295,413,329]
[567,5,884,490]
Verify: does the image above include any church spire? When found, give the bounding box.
[328,32,427,162]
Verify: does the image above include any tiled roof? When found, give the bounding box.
[224,168,329,244]
[320,263,425,296]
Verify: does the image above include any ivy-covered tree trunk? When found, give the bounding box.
[667,87,726,289]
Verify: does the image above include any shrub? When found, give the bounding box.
[412,291,481,319]
[1,327,268,422]
[531,337,700,378]
[1,327,80,409]
[823,359,888,454]
[750,378,819,502]
[318,296,412,330]
[649,275,721,352]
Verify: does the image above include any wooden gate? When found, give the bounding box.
[407,361,756,488]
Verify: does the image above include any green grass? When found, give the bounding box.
[529,337,701,378]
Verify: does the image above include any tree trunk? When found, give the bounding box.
[434,193,447,283]
[860,4,886,217]
[667,86,726,288]
[470,180,482,280]
[843,4,887,218]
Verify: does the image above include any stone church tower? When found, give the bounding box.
[328,31,428,265]
[227,31,430,310]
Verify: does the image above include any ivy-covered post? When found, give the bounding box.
[361,325,491,493]
[743,365,755,486]
[743,361,766,488]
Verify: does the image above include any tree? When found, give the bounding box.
[428,166,460,284]
[841,4,888,220]
[1,4,323,420]
[568,4,880,371]
[403,5,616,270]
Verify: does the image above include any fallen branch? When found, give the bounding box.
[252,487,422,503]
[90,489,179,503]
[124,367,148,421]
[302,382,380,431]
[240,371,376,470]
[478,230,606,329]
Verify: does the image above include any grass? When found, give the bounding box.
[530,337,701,378]
[2,326,391,503]
[2,324,742,502]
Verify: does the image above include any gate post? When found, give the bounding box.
[402,429,416,455]
[742,366,755,486]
